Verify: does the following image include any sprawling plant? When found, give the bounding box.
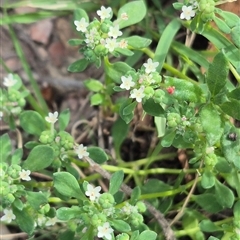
[1,0,240,240]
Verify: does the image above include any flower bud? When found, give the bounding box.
[167,113,181,128]
[39,130,55,144]
[129,212,143,227]
[143,86,154,99]
[94,44,108,57]
[136,201,146,213]
[91,213,107,226]
[153,89,165,104]
[98,193,115,209]
[116,233,130,240]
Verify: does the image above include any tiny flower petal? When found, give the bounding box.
[121,13,128,20]
[118,39,128,49]
[45,111,58,124]
[180,5,195,20]
[85,184,101,201]
[74,18,89,32]
[45,217,58,226]
[105,38,118,52]
[108,25,122,39]
[97,222,114,240]
[120,76,135,90]
[19,169,31,181]
[143,59,159,73]
[1,209,16,223]
[3,74,17,87]
[130,87,145,103]
[97,6,112,20]
[75,144,89,159]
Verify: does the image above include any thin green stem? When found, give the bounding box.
[4,11,48,115]
[141,48,198,84]
[229,62,240,84]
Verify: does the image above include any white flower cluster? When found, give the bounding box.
[180,0,198,20]
[74,6,128,56]
[3,74,17,88]
[84,183,114,239]
[120,58,160,102]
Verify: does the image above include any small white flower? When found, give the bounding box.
[85,183,101,201]
[75,144,89,159]
[74,18,89,32]
[105,38,118,52]
[45,111,58,124]
[45,217,58,226]
[0,209,16,223]
[120,76,135,90]
[122,202,138,215]
[97,222,114,240]
[108,25,122,39]
[0,111,3,121]
[180,5,196,20]
[189,0,198,8]
[37,214,47,227]
[3,74,17,87]
[19,169,31,181]
[121,13,128,20]
[143,59,159,74]
[118,39,128,49]
[97,6,112,20]
[130,87,145,103]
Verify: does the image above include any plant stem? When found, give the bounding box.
[5,12,48,115]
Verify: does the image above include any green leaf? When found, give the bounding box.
[13,198,23,210]
[154,117,166,137]
[73,8,89,22]
[194,193,223,213]
[208,237,220,240]
[88,147,108,164]
[164,76,204,103]
[26,192,48,210]
[153,19,181,72]
[84,79,103,92]
[201,169,215,189]
[199,220,220,232]
[59,230,75,240]
[20,110,45,136]
[130,186,141,205]
[161,130,176,147]
[56,206,81,221]
[11,148,23,165]
[68,39,84,46]
[13,206,34,235]
[213,17,231,34]
[59,109,70,131]
[215,179,234,208]
[119,99,136,124]
[0,133,12,163]
[68,59,89,73]
[227,87,240,100]
[142,99,165,117]
[221,125,240,169]
[124,36,152,49]
[53,172,87,201]
[117,1,146,29]
[110,219,131,232]
[220,99,240,120]
[90,93,104,106]
[106,61,132,83]
[233,200,240,220]
[200,104,223,145]
[111,117,129,158]
[109,170,124,195]
[138,230,157,240]
[115,48,134,56]
[23,145,54,171]
[206,52,229,97]
[215,9,239,28]
[231,22,240,48]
